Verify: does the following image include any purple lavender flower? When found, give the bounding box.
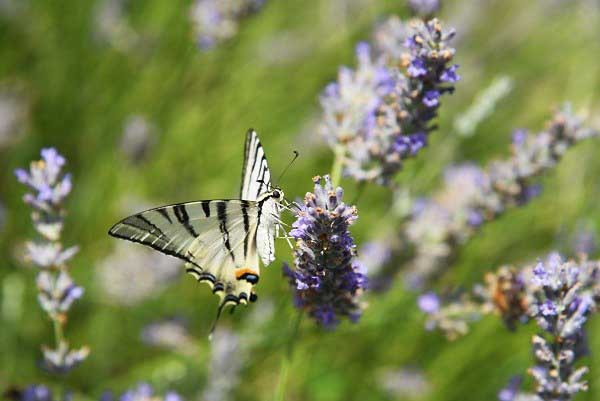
[319,18,459,185]
[422,250,600,345]
[15,148,88,374]
[440,64,460,83]
[407,58,427,77]
[497,376,522,401]
[190,0,265,50]
[20,386,53,401]
[418,292,440,314]
[14,148,72,240]
[115,384,182,401]
[419,289,487,339]
[25,242,78,268]
[407,0,440,17]
[41,341,89,374]
[512,129,527,145]
[423,90,440,107]
[36,271,84,316]
[284,176,366,328]
[403,107,597,288]
[526,254,598,401]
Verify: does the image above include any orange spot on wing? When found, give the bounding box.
[235,268,259,279]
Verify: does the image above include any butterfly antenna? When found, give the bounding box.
[275,150,299,187]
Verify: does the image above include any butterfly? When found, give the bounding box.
[108,129,285,317]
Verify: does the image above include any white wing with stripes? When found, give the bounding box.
[240,129,272,201]
[108,200,262,306]
[240,129,277,265]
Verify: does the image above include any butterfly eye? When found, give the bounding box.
[272,190,281,199]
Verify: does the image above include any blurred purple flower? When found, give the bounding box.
[407,0,440,17]
[14,148,71,216]
[37,271,84,316]
[418,292,440,314]
[25,242,78,268]
[497,376,522,401]
[403,107,598,288]
[41,341,89,374]
[116,384,181,401]
[20,386,53,401]
[319,17,459,185]
[15,148,88,374]
[512,129,527,145]
[190,0,266,50]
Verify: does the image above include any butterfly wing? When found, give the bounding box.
[240,129,272,201]
[108,200,261,306]
[240,129,278,265]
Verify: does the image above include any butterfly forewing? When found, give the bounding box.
[240,129,278,265]
[240,129,272,201]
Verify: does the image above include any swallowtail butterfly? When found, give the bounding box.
[109,129,283,316]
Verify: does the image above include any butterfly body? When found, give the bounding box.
[108,130,282,310]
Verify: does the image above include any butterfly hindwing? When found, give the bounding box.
[108,200,262,305]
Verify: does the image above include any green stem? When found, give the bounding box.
[52,316,64,349]
[330,146,345,187]
[275,311,303,401]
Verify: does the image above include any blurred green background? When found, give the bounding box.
[1,0,600,400]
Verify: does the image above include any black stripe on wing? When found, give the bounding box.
[240,129,272,201]
[217,201,235,262]
[173,204,199,237]
[239,128,255,197]
[108,199,259,269]
[108,219,200,267]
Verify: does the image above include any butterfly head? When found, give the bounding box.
[269,187,284,202]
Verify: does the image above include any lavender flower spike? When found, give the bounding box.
[15,148,88,374]
[526,253,599,401]
[319,18,459,185]
[284,175,366,328]
[402,107,598,288]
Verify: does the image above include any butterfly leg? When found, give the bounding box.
[275,223,294,250]
[281,199,302,213]
[271,213,290,228]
